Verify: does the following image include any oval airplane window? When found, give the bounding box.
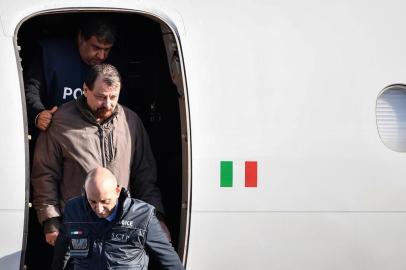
[376,84,406,152]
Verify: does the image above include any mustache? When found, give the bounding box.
[95,107,113,118]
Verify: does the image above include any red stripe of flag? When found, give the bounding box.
[245,161,257,187]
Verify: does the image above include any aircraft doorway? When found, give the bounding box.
[16,11,190,269]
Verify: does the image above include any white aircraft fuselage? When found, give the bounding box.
[1,0,406,269]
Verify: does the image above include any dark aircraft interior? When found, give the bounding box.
[17,11,187,270]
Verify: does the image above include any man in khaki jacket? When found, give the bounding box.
[32,64,166,246]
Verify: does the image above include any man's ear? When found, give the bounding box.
[115,185,122,196]
[83,83,88,97]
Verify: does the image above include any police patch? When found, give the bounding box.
[70,238,90,258]
[71,238,88,250]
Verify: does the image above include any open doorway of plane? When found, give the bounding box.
[16,10,190,269]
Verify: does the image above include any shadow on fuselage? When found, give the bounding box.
[0,251,21,270]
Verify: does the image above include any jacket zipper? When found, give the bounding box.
[96,238,103,270]
[101,237,106,269]
[98,126,106,167]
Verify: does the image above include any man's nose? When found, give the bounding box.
[97,50,107,60]
[96,203,104,213]
[103,98,112,109]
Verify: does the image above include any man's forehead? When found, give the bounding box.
[88,196,112,202]
[87,189,115,201]
[93,78,120,92]
[88,35,113,49]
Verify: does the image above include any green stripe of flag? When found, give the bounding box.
[220,161,233,187]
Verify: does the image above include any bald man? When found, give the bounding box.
[52,167,184,270]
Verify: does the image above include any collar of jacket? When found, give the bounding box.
[75,95,120,126]
[81,187,131,222]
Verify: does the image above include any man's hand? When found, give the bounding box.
[45,230,59,246]
[36,106,58,131]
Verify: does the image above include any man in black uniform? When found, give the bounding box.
[53,167,184,270]
[24,15,117,131]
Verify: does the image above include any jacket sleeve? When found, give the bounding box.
[31,124,63,224]
[145,212,184,270]
[130,117,165,215]
[24,43,46,128]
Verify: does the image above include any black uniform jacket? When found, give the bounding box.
[53,189,184,270]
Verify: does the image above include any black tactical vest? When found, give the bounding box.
[40,37,90,108]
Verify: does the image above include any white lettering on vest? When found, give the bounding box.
[121,220,134,227]
[73,88,83,99]
[63,87,72,99]
[111,233,130,242]
[63,87,83,100]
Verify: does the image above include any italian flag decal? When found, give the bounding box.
[220,161,258,188]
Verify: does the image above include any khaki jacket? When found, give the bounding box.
[32,97,163,226]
